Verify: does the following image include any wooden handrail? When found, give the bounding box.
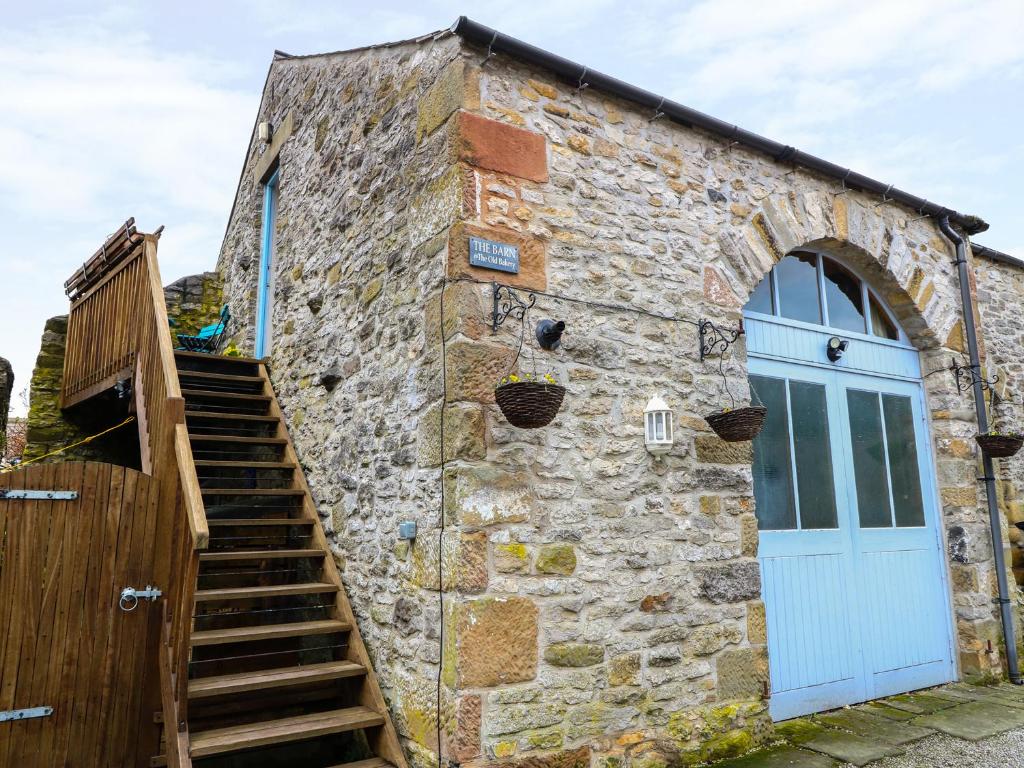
[143,236,183,401]
[175,423,209,549]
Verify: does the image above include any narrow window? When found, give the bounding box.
[775,253,822,325]
[847,390,894,528]
[822,258,866,334]
[869,294,899,340]
[882,394,925,527]
[751,375,797,530]
[746,274,774,315]
[255,169,279,358]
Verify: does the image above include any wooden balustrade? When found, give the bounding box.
[61,227,207,767]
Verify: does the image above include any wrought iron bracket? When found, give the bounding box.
[492,283,536,333]
[699,318,744,361]
[950,356,998,393]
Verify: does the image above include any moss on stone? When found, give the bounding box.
[536,543,577,575]
[543,642,604,668]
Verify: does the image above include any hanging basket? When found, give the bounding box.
[704,406,767,443]
[495,381,566,429]
[975,433,1024,458]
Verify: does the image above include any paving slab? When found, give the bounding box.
[707,746,837,768]
[924,687,978,703]
[774,719,903,766]
[970,687,1024,710]
[856,701,921,721]
[946,682,989,697]
[994,682,1024,700]
[882,692,958,714]
[814,708,934,745]
[912,699,1024,741]
[796,730,903,766]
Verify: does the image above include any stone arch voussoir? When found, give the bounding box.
[735,191,962,354]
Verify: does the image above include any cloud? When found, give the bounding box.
[659,0,1024,114]
[0,15,258,415]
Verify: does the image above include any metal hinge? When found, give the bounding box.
[1,490,78,500]
[0,707,53,723]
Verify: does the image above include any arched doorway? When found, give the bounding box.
[745,249,956,721]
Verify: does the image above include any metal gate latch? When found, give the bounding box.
[119,586,163,611]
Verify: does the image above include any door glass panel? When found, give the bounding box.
[822,258,866,334]
[882,394,926,527]
[775,253,822,325]
[790,381,838,529]
[751,376,796,530]
[847,389,893,527]
[746,274,773,314]
[869,294,899,340]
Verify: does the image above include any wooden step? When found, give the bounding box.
[201,488,305,497]
[175,349,264,365]
[188,706,384,758]
[182,388,272,402]
[207,518,313,527]
[199,548,324,562]
[178,369,264,385]
[190,619,350,647]
[186,411,279,423]
[189,435,286,445]
[194,460,295,469]
[188,660,365,699]
[326,759,393,768]
[195,582,338,602]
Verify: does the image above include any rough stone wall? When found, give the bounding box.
[164,271,224,341]
[215,33,476,768]
[0,356,12,455]
[974,254,1024,589]
[214,33,1009,768]
[23,315,112,463]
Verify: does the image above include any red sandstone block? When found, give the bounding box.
[457,111,548,183]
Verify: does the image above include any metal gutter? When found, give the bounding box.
[970,242,1024,268]
[939,216,1022,685]
[451,16,990,236]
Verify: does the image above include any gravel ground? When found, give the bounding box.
[839,728,1024,768]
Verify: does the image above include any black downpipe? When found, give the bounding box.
[939,216,1022,684]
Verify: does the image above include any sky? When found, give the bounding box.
[2,0,1022,416]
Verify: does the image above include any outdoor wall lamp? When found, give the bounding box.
[826,336,849,362]
[536,319,566,350]
[644,395,674,457]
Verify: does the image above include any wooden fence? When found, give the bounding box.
[0,462,177,767]
[61,222,147,409]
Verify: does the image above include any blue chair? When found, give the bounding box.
[175,305,230,353]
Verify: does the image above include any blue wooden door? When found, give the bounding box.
[748,317,955,720]
[255,169,278,358]
[836,370,954,700]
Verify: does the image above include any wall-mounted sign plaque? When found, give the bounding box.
[469,237,520,274]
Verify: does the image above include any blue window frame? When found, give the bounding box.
[255,168,278,358]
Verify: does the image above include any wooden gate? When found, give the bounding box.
[0,462,170,767]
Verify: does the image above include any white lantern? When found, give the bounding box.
[644,395,674,456]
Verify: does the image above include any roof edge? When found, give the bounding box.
[970,241,1024,268]
[451,16,990,236]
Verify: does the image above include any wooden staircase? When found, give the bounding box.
[172,349,406,768]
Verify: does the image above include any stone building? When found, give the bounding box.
[212,18,1024,767]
